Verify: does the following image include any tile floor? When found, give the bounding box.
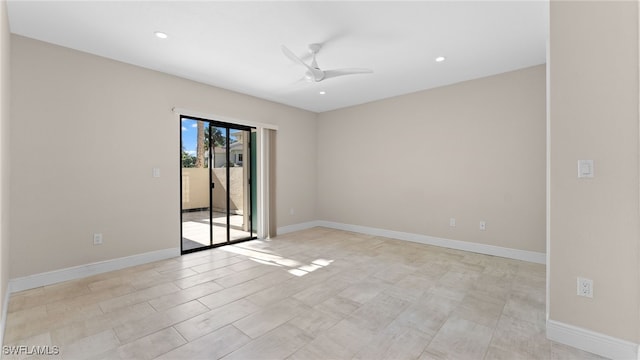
[3,227,605,359]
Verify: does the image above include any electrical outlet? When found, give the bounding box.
[93,233,103,245]
[449,218,456,227]
[577,277,593,298]
[479,221,486,231]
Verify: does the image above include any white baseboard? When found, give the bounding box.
[314,220,546,264]
[547,319,639,360]
[8,247,180,293]
[277,221,322,235]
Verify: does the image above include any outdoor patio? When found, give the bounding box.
[181,210,254,251]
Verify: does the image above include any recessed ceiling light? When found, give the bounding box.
[154,31,168,39]
[319,91,326,95]
[435,56,446,62]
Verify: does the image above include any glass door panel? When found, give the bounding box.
[211,126,229,245]
[181,119,212,252]
[229,129,253,241]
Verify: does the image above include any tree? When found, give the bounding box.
[181,147,196,168]
[206,127,226,168]
[195,121,205,168]
[191,123,226,169]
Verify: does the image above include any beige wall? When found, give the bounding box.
[216,168,245,213]
[181,168,246,213]
[317,65,546,253]
[181,168,209,210]
[0,0,11,337]
[549,1,640,342]
[10,35,317,278]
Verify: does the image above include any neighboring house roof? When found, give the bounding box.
[212,142,243,154]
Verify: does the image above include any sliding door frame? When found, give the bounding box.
[180,115,256,255]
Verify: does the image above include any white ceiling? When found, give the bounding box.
[6,1,548,113]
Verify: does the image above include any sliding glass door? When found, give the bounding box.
[180,116,256,254]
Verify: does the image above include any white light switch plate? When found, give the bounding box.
[577,160,594,178]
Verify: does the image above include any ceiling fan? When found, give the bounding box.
[282,43,373,82]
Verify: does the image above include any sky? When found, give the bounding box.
[181,118,198,155]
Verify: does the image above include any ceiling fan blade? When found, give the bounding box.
[323,68,373,80]
[281,45,324,81]
[281,45,306,67]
